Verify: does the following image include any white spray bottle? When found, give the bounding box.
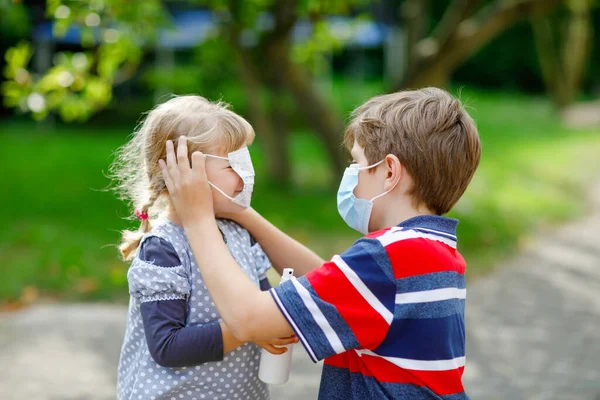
[258,268,295,385]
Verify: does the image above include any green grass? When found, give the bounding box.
[450,89,600,271]
[1,85,599,305]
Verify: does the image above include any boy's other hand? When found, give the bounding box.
[159,136,214,227]
[253,335,299,355]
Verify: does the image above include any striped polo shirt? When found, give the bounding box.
[271,215,468,399]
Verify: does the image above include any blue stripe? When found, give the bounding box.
[269,289,319,363]
[397,215,458,237]
[339,239,396,313]
[374,315,465,360]
[319,365,468,399]
[299,280,361,351]
[317,365,368,400]
[271,278,336,362]
[381,382,469,400]
[396,272,466,293]
[394,298,465,319]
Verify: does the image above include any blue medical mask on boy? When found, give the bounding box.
[337,159,398,235]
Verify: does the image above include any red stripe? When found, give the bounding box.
[325,352,464,396]
[305,261,389,349]
[325,352,349,368]
[384,238,466,279]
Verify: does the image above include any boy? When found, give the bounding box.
[159,87,481,399]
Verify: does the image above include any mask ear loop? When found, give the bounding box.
[369,159,400,202]
[204,154,228,161]
[208,181,236,201]
[203,154,236,201]
[205,150,254,206]
[356,159,385,171]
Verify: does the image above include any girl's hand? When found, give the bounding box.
[253,335,299,355]
[159,136,214,227]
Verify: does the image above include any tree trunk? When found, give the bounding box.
[258,38,346,181]
[281,57,347,179]
[531,15,558,101]
[228,0,345,185]
[561,0,592,107]
[262,1,347,181]
[237,57,292,184]
[263,42,292,186]
[266,85,291,186]
[401,0,431,78]
[228,23,292,184]
[532,0,592,109]
[396,0,563,90]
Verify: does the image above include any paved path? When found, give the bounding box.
[1,183,599,399]
[461,181,600,399]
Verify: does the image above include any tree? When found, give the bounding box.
[395,0,564,90]
[2,0,167,121]
[2,0,354,184]
[532,0,595,109]
[3,0,566,185]
[221,0,352,184]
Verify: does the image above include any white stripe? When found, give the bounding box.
[332,255,394,324]
[291,278,346,355]
[356,349,466,371]
[395,288,467,304]
[411,227,457,240]
[377,228,457,249]
[270,289,318,362]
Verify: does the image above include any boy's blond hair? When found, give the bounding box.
[344,87,481,215]
[110,95,255,260]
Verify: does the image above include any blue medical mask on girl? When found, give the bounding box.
[204,147,254,208]
[336,159,399,235]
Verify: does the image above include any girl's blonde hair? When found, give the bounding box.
[110,95,255,261]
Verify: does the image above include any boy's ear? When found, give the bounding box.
[384,154,402,191]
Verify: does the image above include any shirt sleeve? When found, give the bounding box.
[134,236,225,367]
[259,278,271,291]
[140,301,224,367]
[270,237,396,362]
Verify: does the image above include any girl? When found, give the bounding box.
[111,95,296,400]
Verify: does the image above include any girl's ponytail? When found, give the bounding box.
[119,191,159,261]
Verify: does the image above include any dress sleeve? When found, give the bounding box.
[128,236,190,303]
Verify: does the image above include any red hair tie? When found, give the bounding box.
[135,209,149,220]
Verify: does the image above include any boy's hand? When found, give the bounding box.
[253,335,299,355]
[159,136,214,227]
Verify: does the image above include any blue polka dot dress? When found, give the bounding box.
[117,219,271,400]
